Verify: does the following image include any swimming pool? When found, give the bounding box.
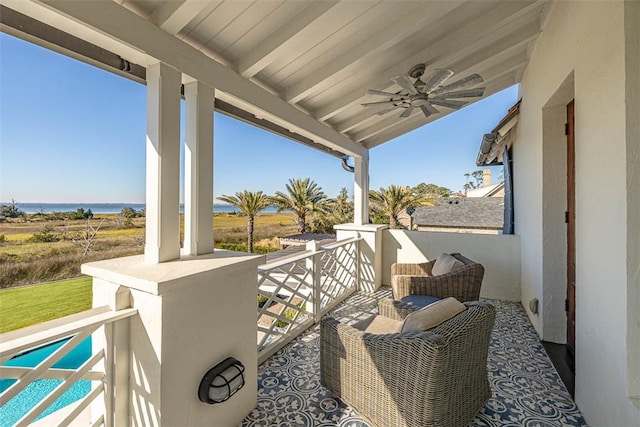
[0,337,92,426]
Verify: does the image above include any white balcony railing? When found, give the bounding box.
[0,306,137,427]
[257,237,360,363]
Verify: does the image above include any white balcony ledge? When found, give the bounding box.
[81,250,264,295]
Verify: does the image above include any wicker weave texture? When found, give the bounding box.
[320,301,495,427]
[391,253,484,302]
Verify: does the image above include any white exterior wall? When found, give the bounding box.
[382,230,521,301]
[335,223,388,292]
[84,251,265,426]
[515,1,640,424]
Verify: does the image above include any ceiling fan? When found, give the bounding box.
[362,63,486,119]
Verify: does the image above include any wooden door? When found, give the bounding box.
[566,100,576,355]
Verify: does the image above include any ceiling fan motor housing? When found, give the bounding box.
[408,63,426,79]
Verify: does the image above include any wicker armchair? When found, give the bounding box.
[391,253,484,302]
[320,299,496,427]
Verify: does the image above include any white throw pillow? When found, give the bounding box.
[401,297,466,333]
[431,253,465,276]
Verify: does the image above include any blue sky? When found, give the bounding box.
[0,33,517,203]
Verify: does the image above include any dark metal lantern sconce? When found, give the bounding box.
[198,357,245,404]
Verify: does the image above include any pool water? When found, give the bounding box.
[0,337,92,426]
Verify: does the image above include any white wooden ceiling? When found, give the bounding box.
[2,0,549,154]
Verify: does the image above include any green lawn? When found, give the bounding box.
[0,276,92,333]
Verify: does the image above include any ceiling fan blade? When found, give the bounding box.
[433,87,485,99]
[366,89,405,97]
[428,99,468,109]
[361,100,398,107]
[391,75,419,95]
[375,106,401,115]
[430,74,484,96]
[400,105,414,118]
[420,103,440,118]
[422,68,454,93]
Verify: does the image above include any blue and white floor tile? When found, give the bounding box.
[241,289,587,427]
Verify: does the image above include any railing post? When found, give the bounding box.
[306,241,323,323]
[91,280,131,427]
[334,224,388,292]
[355,233,362,291]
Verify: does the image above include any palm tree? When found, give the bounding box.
[311,187,354,233]
[271,178,328,233]
[369,185,432,229]
[217,191,270,253]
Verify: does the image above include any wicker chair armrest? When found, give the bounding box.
[320,315,444,368]
[321,316,366,342]
[377,298,420,320]
[391,262,484,302]
[321,315,442,350]
[391,260,435,276]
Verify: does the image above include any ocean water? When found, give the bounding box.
[6,202,280,215]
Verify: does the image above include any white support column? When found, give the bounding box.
[353,154,370,225]
[145,62,181,263]
[183,80,215,256]
[305,240,322,323]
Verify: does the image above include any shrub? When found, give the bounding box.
[371,211,390,225]
[214,242,277,254]
[44,212,67,221]
[255,237,279,249]
[276,307,299,328]
[258,294,269,308]
[0,200,25,218]
[114,215,134,229]
[0,235,6,243]
[67,208,93,220]
[27,225,59,243]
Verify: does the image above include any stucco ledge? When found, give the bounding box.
[81,250,265,296]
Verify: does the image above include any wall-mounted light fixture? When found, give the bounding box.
[198,357,245,404]
[529,298,539,315]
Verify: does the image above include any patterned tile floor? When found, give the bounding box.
[241,288,587,427]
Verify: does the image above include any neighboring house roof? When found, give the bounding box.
[412,198,504,229]
[278,233,336,245]
[466,182,505,198]
[477,100,521,166]
[267,236,336,263]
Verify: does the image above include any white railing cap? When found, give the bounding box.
[320,236,362,250]
[0,306,137,358]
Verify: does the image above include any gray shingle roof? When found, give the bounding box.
[412,198,504,229]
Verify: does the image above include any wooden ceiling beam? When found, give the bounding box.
[235,1,339,79]
[151,0,215,35]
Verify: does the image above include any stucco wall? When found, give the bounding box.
[416,226,501,234]
[516,0,639,424]
[85,252,265,426]
[382,230,520,301]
